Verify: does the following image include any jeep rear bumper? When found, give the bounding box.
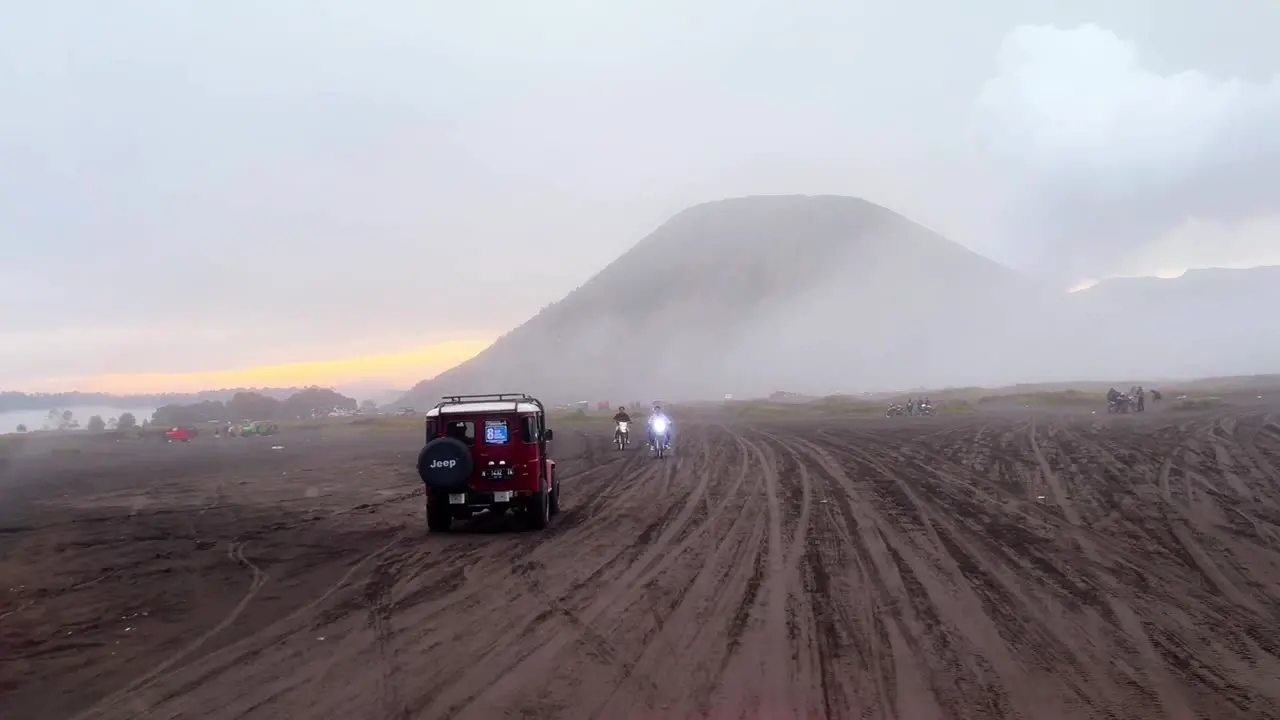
[428,488,541,507]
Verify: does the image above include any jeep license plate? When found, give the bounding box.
[492,491,513,502]
[449,493,466,504]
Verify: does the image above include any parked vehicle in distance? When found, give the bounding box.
[164,426,198,442]
[239,420,279,436]
[416,393,558,532]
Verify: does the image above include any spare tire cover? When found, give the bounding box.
[416,437,473,490]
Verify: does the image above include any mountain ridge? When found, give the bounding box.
[398,196,1279,407]
[399,194,1058,406]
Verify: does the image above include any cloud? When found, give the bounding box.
[973,23,1280,282]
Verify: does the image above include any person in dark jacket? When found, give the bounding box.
[612,407,632,445]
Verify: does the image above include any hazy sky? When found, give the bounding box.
[3,1,1279,392]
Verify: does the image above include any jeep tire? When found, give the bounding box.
[417,437,473,490]
[526,489,550,530]
[549,480,561,516]
[426,494,453,532]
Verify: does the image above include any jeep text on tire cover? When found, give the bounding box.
[417,437,474,489]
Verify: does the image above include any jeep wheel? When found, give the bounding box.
[549,482,561,516]
[527,490,550,530]
[427,500,453,532]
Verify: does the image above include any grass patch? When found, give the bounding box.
[719,394,975,418]
[1170,397,1225,411]
[975,390,1099,408]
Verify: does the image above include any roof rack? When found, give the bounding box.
[432,393,546,414]
[439,393,534,404]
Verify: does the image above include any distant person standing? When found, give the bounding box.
[1136,386,1146,412]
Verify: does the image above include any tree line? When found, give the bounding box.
[150,387,360,427]
[9,387,371,434]
[13,409,138,434]
[0,387,309,413]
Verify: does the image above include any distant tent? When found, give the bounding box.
[597,400,610,410]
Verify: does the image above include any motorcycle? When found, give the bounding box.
[885,404,905,417]
[650,417,671,459]
[1107,396,1131,414]
[918,404,936,416]
[614,420,630,450]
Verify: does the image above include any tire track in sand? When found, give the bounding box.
[596,427,770,718]
[1028,419,1082,527]
[419,429,723,719]
[72,540,269,720]
[801,431,1060,719]
[787,434,941,719]
[88,530,415,720]
[712,427,791,717]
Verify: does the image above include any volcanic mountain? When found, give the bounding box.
[399,195,1070,406]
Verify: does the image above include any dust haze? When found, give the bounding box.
[402,18,1280,404]
[974,23,1280,282]
[402,193,1279,407]
[2,3,1279,395]
[9,7,1280,719]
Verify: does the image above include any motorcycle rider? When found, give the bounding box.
[613,406,632,441]
[648,404,672,449]
[1106,387,1121,404]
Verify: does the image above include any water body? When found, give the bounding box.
[0,406,156,435]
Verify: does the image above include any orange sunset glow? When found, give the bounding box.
[30,339,494,394]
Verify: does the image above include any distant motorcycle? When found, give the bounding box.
[614,420,630,450]
[1107,395,1132,414]
[917,404,936,416]
[885,404,906,417]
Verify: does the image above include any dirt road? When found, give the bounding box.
[4,407,1280,719]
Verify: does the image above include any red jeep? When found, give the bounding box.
[164,426,198,442]
[416,393,559,532]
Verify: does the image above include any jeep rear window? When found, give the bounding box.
[483,420,509,445]
[445,420,474,445]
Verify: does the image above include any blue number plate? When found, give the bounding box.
[484,421,509,444]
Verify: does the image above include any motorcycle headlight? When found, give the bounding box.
[653,419,667,433]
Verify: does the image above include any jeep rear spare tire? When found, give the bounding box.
[417,437,473,490]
